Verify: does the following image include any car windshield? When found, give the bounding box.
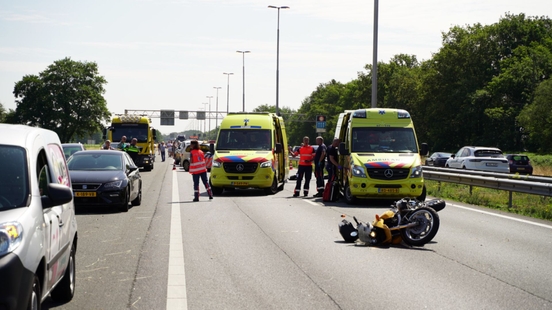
[474,150,503,157]
[0,145,29,210]
[67,153,123,170]
[111,123,150,143]
[216,129,272,151]
[351,127,418,153]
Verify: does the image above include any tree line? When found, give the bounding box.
[1,13,551,153]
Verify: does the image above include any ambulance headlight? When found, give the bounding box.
[212,161,221,168]
[260,161,272,168]
[410,165,422,178]
[352,165,367,178]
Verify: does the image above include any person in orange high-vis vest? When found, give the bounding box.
[189,140,213,202]
[289,136,315,197]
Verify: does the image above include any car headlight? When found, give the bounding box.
[260,160,272,168]
[104,180,123,189]
[410,165,423,178]
[212,161,221,168]
[352,165,367,178]
[0,222,24,256]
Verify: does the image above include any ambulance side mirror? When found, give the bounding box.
[274,143,282,154]
[210,143,215,154]
[339,142,349,155]
[419,143,429,156]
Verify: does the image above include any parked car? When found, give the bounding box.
[445,146,509,173]
[62,142,86,159]
[425,152,452,167]
[67,150,142,212]
[182,143,213,172]
[0,124,78,310]
[505,154,533,175]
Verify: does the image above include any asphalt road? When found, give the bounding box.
[44,159,552,310]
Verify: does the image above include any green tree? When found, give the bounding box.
[12,57,111,142]
[517,79,552,152]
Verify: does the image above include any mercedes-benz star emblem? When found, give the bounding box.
[236,164,244,172]
[83,184,88,189]
[384,169,394,178]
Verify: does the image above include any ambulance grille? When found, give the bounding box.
[367,168,410,180]
[223,162,258,173]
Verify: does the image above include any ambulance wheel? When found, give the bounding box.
[210,180,223,195]
[344,183,357,205]
[264,177,278,195]
[417,186,427,202]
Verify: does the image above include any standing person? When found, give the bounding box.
[101,140,115,150]
[167,140,173,158]
[117,136,128,151]
[125,138,140,164]
[158,141,166,162]
[189,140,213,201]
[289,136,315,197]
[326,138,341,182]
[313,136,327,197]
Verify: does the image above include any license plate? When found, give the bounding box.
[231,182,249,186]
[486,163,498,167]
[517,167,525,170]
[378,188,399,193]
[75,191,96,197]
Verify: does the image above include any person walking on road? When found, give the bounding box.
[189,140,213,202]
[158,141,166,162]
[289,136,315,197]
[313,136,327,197]
[124,138,140,165]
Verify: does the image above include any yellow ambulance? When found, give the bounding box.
[209,112,289,195]
[335,108,428,204]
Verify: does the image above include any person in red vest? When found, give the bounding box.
[189,140,213,202]
[289,136,315,197]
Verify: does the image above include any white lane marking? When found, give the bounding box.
[448,203,552,230]
[167,171,187,310]
[304,200,319,206]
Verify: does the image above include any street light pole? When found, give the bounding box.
[268,5,289,116]
[206,96,213,139]
[213,86,221,133]
[223,72,234,114]
[372,0,379,108]
[236,50,250,112]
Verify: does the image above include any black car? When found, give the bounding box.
[62,142,86,159]
[505,154,533,175]
[425,152,452,167]
[67,150,142,212]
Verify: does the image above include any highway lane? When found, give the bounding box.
[45,160,552,309]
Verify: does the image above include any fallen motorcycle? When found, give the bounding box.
[339,198,445,247]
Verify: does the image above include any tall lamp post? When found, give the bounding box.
[206,96,213,139]
[268,5,289,116]
[372,0,379,108]
[213,86,221,133]
[223,72,234,114]
[236,50,250,112]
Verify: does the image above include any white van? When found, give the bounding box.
[0,124,78,309]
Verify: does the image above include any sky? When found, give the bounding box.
[1,0,550,134]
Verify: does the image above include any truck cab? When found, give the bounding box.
[335,108,428,204]
[209,112,289,195]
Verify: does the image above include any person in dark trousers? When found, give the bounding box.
[313,136,327,197]
[289,136,315,197]
[124,138,140,165]
[189,140,213,202]
[326,138,341,182]
[158,141,166,162]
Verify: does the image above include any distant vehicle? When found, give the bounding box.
[182,143,213,172]
[425,152,452,167]
[0,124,78,310]
[62,142,86,159]
[505,154,533,175]
[445,146,509,173]
[67,150,142,212]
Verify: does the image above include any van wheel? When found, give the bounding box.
[50,243,76,302]
[119,188,129,212]
[183,161,190,171]
[28,275,40,310]
[210,180,223,195]
[417,186,427,202]
[264,177,278,195]
[277,181,284,191]
[344,183,357,205]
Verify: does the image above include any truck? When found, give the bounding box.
[335,108,428,204]
[209,112,289,195]
[103,114,156,171]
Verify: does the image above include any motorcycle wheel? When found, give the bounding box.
[400,206,440,246]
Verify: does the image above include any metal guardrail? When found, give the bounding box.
[422,166,552,207]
